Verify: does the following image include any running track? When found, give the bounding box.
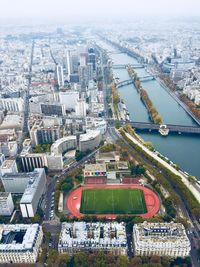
[66,185,160,219]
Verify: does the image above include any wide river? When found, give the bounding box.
[99,41,200,179]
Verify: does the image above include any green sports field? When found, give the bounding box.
[80,188,147,215]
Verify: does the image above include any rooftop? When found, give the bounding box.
[84,163,106,173]
[58,222,127,250]
[134,222,190,244]
[20,168,45,204]
[0,224,41,252]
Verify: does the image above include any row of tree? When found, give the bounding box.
[140,89,163,124]
[44,250,191,267]
[120,128,200,220]
[127,65,163,124]
[180,94,200,120]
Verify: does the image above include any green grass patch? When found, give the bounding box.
[80,188,147,215]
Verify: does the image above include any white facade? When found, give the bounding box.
[1,173,30,193]
[58,222,127,255]
[46,153,63,170]
[51,136,77,155]
[0,192,14,216]
[20,152,46,172]
[56,64,64,87]
[79,130,101,152]
[0,224,43,264]
[0,98,24,112]
[59,91,79,110]
[0,159,18,176]
[133,222,191,258]
[20,168,46,218]
[75,99,87,117]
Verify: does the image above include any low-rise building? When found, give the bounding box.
[0,224,43,263]
[58,222,127,255]
[84,163,107,178]
[133,222,191,258]
[0,192,14,216]
[96,151,120,163]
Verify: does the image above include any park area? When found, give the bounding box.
[80,188,147,215]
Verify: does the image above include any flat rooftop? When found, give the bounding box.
[1,159,15,169]
[0,224,40,252]
[84,163,106,173]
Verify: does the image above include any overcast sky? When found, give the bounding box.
[0,0,200,20]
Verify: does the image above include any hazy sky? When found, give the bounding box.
[0,0,200,19]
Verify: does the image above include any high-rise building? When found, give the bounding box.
[88,47,96,71]
[59,91,79,110]
[29,120,62,147]
[79,130,101,152]
[55,64,64,87]
[0,192,14,216]
[0,98,24,112]
[41,103,65,116]
[80,52,88,67]
[20,168,46,218]
[75,98,87,117]
[66,50,71,80]
[0,159,18,176]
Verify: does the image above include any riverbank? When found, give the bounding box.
[119,129,200,206]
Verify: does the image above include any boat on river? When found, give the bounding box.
[159,124,169,136]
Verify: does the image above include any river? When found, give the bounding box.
[99,40,200,179]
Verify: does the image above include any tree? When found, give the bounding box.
[129,256,142,267]
[61,183,73,192]
[74,252,89,267]
[56,253,71,267]
[150,255,161,264]
[46,249,58,267]
[188,175,196,185]
[116,255,129,267]
[161,256,172,267]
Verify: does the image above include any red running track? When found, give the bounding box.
[66,184,160,219]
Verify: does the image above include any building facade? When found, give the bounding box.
[0,224,43,263]
[133,222,191,258]
[20,168,46,218]
[0,192,14,216]
[58,222,127,255]
[79,130,101,152]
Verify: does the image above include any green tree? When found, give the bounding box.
[61,183,73,192]
[46,249,58,267]
[74,252,89,267]
[116,255,129,267]
[129,256,142,267]
[56,253,71,267]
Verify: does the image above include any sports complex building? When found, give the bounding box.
[66,184,160,219]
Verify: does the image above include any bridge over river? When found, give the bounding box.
[113,64,144,69]
[109,120,200,135]
[117,77,155,88]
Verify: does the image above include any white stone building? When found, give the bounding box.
[58,222,127,255]
[0,224,43,263]
[0,192,14,216]
[133,222,191,258]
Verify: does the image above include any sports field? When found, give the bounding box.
[80,188,147,215]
